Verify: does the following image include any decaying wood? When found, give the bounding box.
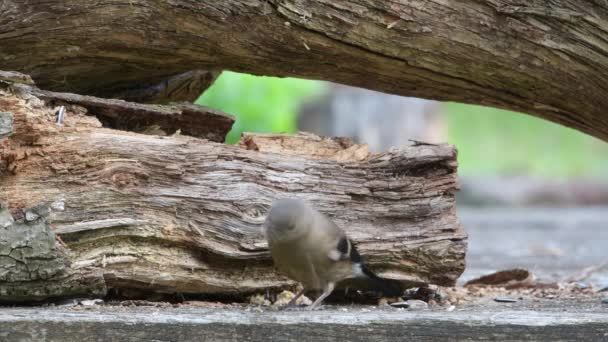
[1,1,608,141]
[238,132,371,161]
[34,89,234,142]
[111,70,220,104]
[464,269,533,289]
[0,111,11,139]
[0,82,465,302]
[6,75,234,142]
[0,71,34,86]
[0,204,106,302]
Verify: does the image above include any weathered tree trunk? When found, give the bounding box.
[0,78,465,302]
[1,1,607,141]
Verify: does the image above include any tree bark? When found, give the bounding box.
[31,85,235,142]
[1,1,607,141]
[0,80,465,302]
[110,70,220,104]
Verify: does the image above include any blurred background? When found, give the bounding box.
[197,71,608,207]
[197,71,608,287]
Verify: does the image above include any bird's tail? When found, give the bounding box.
[360,265,402,297]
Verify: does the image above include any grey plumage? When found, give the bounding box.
[263,198,400,309]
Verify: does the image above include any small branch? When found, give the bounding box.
[564,261,608,283]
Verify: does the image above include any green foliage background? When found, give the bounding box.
[447,103,608,179]
[197,71,325,144]
[198,72,608,179]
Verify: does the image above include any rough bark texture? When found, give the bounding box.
[0,204,106,302]
[0,72,234,142]
[111,70,220,104]
[31,85,235,141]
[0,111,12,139]
[0,80,465,302]
[0,71,34,86]
[1,1,608,141]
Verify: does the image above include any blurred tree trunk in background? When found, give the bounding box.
[298,84,446,152]
[1,1,608,141]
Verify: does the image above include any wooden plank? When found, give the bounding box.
[0,303,606,341]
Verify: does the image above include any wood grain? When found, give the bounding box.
[0,81,465,302]
[1,1,607,140]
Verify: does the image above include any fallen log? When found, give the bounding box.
[0,79,465,302]
[2,1,608,141]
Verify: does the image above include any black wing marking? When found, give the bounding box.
[336,237,349,255]
[338,238,402,297]
[360,264,403,297]
[336,237,362,263]
[348,240,363,263]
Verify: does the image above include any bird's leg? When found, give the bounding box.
[305,253,321,290]
[308,282,335,310]
[281,287,307,309]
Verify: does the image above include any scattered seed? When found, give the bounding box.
[80,299,104,306]
[24,210,39,222]
[389,301,409,308]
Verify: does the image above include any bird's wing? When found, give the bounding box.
[315,211,402,296]
[318,213,362,264]
[334,236,363,263]
[337,236,403,296]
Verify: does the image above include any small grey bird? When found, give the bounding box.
[263,198,401,309]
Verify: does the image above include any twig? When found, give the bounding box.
[387,19,400,29]
[55,234,68,248]
[56,106,66,125]
[564,261,608,283]
[409,139,437,146]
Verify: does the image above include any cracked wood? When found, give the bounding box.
[0,80,465,301]
[0,1,607,140]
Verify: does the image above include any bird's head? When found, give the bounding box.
[263,198,312,242]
